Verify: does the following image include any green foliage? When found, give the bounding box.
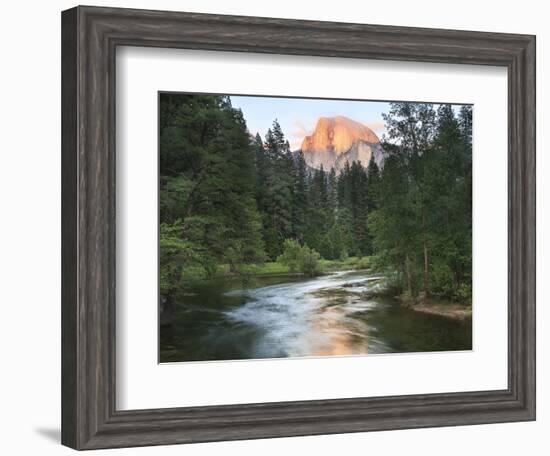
[276,239,303,272]
[300,246,322,276]
[256,120,295,258]
[158,93,471,304]
[292,152,309,242]
[159,221,197,295]
[370,102,472,303]
[277,239,322,276]
[159,94,266,289]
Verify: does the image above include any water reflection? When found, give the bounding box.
[160,271,472,363]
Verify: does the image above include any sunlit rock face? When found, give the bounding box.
[301,116,384,172]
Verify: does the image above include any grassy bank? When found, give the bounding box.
[320,256,372,272]
[181,256,373,282]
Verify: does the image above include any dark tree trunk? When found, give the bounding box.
[422,207,429,298]
[405,253,413,299]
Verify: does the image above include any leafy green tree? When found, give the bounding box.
[159,221,198,297]
[159,94,266,283]
[370,102,472,303]
[381,102,437,297]
[428,104,472,300]
[369,149,420,299]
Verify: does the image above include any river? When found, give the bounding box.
[160,270,472,363]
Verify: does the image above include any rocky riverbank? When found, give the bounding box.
[356,278,472,321]
[404,300,472,321]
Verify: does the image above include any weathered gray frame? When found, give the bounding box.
[61,5,536,450]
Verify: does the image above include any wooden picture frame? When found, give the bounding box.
[61,5,536,450]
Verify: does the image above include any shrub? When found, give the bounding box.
[277,239,322,276]
[355,256,371,269]
[300,246,322,276]
[277,239,303,272]
[454,283,472,304]
[339,248,349,262]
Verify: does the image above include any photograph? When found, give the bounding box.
[158,93,473,363]
[0,0,541,453]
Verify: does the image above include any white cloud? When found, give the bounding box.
[364,120,385,132]
[289,119,314,150]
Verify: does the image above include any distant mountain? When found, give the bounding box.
[300,116,384,172]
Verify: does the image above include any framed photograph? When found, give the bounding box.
[61,5,535,450]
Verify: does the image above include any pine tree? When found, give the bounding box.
[159,93,266,286]
[260,120,295,258]
[458,105,473,147]
[370,102,471,303]
[327,167,338,215]
[349,161,369,256]
[428,104,472,299]
[366,154,380,213]
[292,151,308,241]
[160,94,472,305]
[384,102,437,296]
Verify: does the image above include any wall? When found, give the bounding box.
[0,0,546,454]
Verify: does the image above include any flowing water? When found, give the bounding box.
[160,270,472,363]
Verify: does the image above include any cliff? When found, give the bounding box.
[301,116,384,172]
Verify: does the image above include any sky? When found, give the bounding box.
[230,95,391,150]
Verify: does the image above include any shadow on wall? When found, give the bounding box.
[34,428,60,443]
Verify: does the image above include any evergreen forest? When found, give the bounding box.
[159,93,473,307]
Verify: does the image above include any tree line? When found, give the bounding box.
[159,94,472,304]
[371,102,472,303]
